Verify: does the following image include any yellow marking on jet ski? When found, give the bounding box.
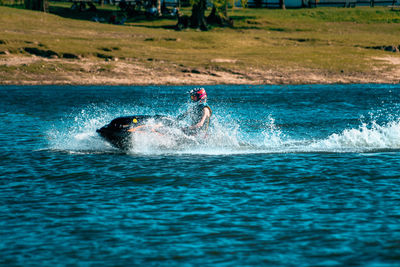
[133,118,138,124]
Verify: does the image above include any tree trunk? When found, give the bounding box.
[224,1,228,18]
[370,0,375,7]
[207,6,220,24]
[207,5,232,27]
[190,0,207,31]
[279,0,286,9]
[42,0,48,12]
[157,0,162,16]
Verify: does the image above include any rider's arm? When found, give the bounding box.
[189,107,211,129]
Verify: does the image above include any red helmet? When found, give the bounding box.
[189,87,207,103]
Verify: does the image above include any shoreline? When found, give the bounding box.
[1,56,399,86]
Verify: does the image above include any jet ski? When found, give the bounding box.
[96,115,178,150]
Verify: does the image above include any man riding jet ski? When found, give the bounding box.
[177,87,212,138]
[96,88,212,149]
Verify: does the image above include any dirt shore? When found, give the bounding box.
[1,55,399,85]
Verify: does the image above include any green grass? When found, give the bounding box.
[1,4,400,83]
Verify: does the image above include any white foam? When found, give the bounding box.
[47,105,400,155]
[312,120,400,153]
[47,107,117,152]
[263,115,286,148]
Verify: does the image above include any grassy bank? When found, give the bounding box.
[0,4,400,84]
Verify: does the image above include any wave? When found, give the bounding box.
[311,120,400,153]
[46,106,400,155]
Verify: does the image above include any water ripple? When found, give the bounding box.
[1,85,400,265]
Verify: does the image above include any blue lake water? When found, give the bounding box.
[1,84,400,266]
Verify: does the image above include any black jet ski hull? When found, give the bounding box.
[96,115,175,150]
